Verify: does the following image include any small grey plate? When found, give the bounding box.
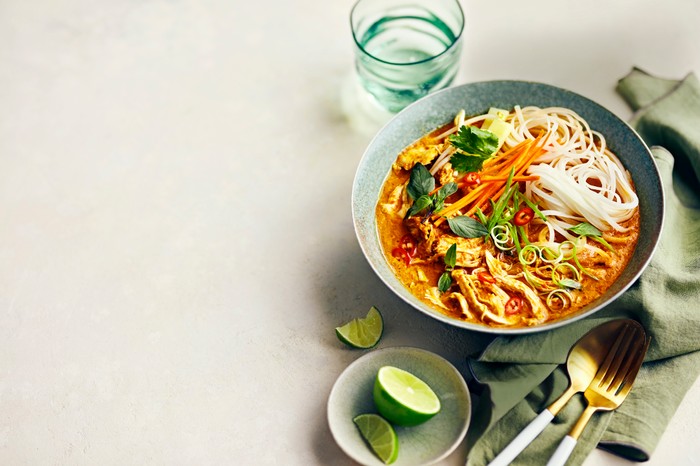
[352,80,664,334]
[327,347,471,466]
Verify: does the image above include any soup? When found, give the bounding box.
[376,106,639,327]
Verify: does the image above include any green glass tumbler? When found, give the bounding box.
[350,0,464,113]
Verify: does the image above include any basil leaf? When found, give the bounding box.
[568,222,602,237]
[433,182,458,212]
[438,272,452,292]
[448,216,489,238]
[444,243,457,269]
[407,163,435,200]
[406,194,433,218]
[568,222,615,252]
[559,278,582,290]
[436,182,458,201]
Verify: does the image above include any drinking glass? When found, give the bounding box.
[350,0,465,113]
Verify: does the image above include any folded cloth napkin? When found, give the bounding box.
[465,68,700,466]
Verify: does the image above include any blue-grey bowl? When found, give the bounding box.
[351,80,664,334]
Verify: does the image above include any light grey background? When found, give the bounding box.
[0,0,698,464]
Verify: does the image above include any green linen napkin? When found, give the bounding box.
[465,68,700,466]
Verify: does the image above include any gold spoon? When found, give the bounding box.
[546,322,649,466]
[488,319,645,466]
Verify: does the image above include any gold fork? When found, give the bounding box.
[546,323,651,466]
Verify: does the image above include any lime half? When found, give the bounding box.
[373,366,441,426]
[353,413,399,464]
[335,306,383,349]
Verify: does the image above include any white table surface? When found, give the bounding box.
[1,0,699,464]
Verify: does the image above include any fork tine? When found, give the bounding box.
[608,329,645,391]
[599,325,637,389]
[616,336,651,397]
[591,323,630,386]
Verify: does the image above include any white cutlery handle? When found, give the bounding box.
[488,409,555,466]
[546,435,577,466]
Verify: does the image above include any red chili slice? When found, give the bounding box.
[391,247,412,265]
[399,234,418,257]
[477,272,496,284]
[513,207,535,226]
[462,172,481,186]
[505,296,524,315]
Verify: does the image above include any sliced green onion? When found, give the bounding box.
[491,225,513,251]
[553,262,581,282]
[519,245,540,265]
[540,246,562,263]
[546,289,572,310]
[558,240,577,261]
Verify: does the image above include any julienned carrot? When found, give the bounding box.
[480,175,540,183]
[435,137,546,222]
[436,139,536,220]
[465,140,546,217]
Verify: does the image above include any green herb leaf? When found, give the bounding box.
[450,152,490,173]
[449,125,499,158]
[436,182,458,201]
[407,163,435,200]
[433,182,458,212]
[438,272,452,292]
[406,194,433,218]
[559,278,582,290]
[569,222,603,237]
[447,216,489,238]
[569,223,615,252]
[444,243,457,269]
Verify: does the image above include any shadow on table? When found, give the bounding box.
[309,233,493,464]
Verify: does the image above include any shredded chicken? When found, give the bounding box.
[485,251,549,322]
[452,270,512,325]
[394,144,439,171]
[435,236,486,268]
[380,183,409,218]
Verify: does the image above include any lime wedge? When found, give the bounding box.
[373,366,441,426]
[335,306,383,349]
[353,413,399,464]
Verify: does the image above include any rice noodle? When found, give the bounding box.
[502,106,638,235]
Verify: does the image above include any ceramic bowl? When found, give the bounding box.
[352,80,663,334]
[327,347,470,466]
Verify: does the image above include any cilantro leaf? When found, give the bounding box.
[449,152,490,173]
[448,125,499,173]
[449,125,499,157]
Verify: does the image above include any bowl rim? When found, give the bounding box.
[351,79,665,334]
